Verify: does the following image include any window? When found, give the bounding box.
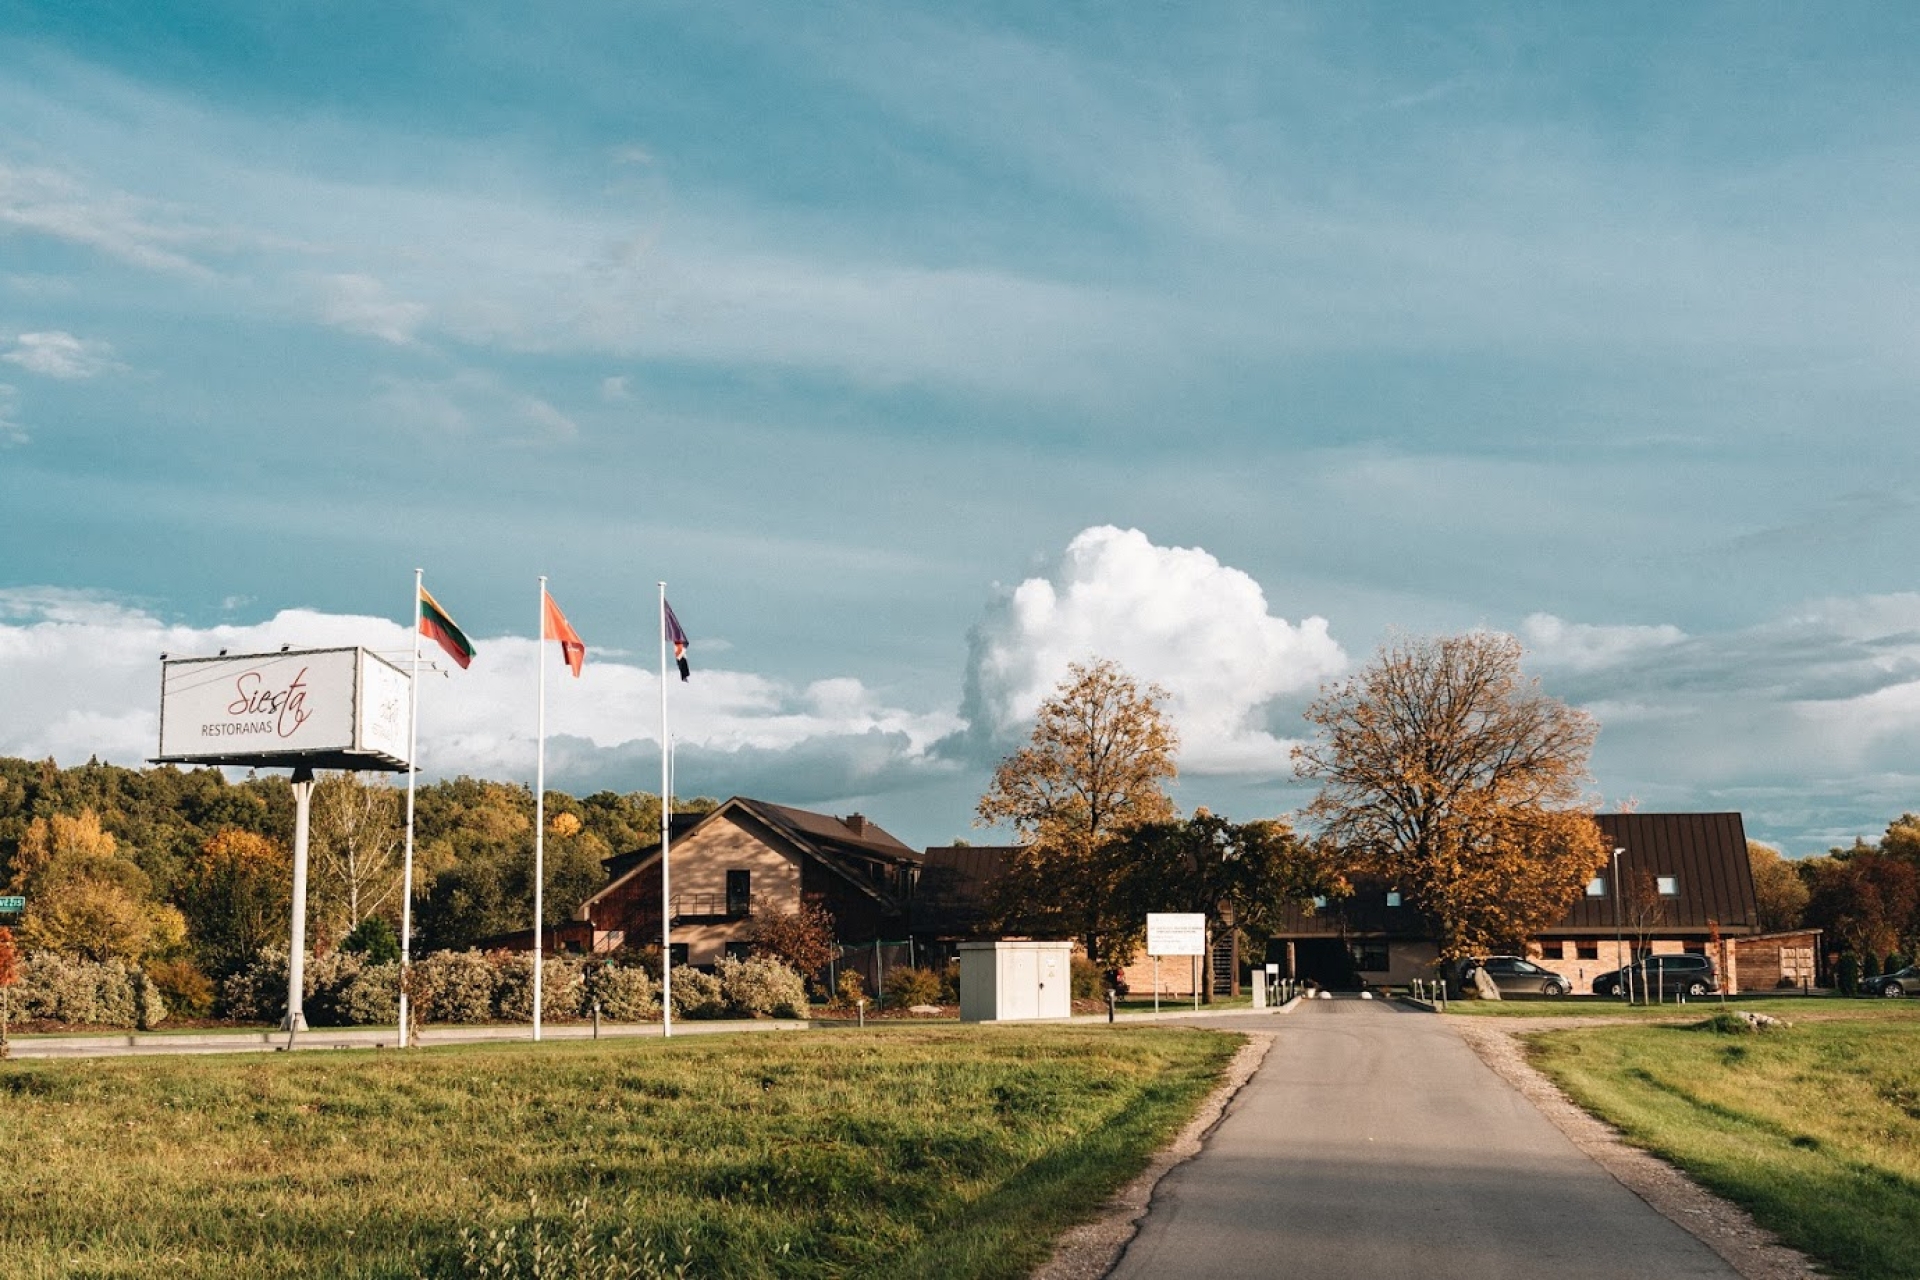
[1657,876,1679,897]
[1385,890,1402,908]
[726,869,751,916]
[1351,942,1389,972]
[1586,876,1607,897]
[1311,895,1327,909]
[669,943,689,968]
[1576,941,1599,960]
[724,941,752,961]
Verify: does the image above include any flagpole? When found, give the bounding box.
[659,580,673,1039]
[533,577,547,1042]
[400,568,423,1049]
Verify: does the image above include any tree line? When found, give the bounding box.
[0,755,712,1016]
[981,632,1914,990]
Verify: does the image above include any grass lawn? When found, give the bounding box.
[0,1024,1236,1280]
[1523,1004,1920,1280]
[1443,993,1834,1019]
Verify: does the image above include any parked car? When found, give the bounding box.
[1592,953,1716,998]
[1461,955,1571,997]
[1861,965,1920,997]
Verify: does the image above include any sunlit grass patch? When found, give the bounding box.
[1528,1011,1920,1280]
[0,1025,1236,1279]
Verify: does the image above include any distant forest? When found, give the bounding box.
[0,755,715,989]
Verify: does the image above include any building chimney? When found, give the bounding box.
[844,813,867,836]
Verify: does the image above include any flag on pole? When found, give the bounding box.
[542,590,586,677]
[663,599,691,681]
[418,586,476,669]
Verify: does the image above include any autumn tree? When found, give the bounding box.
[309,772,403,938]
[0,925,17,1059]
[8,810,187,965]
[1801,845,1919,963]
[1748,841,1809,934]
[1293,631,1608,960]
[750,904,838,990]
[977,658,1178,964]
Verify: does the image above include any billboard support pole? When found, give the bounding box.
[283,764,315,1032]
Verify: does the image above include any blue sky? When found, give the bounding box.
[6,4,1920,855]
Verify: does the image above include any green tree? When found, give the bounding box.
[183,828,292,979]
[1293,631,1608,960]
[976,659,1179,965]
[1113,811,1326,1001]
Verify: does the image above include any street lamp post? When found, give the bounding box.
[1613,846,1627,1002]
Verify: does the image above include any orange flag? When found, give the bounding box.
[542,590,586,677]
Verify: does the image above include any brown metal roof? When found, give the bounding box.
[1572,813,1760,934]
[911,845,1016,936]
[1273,812,1761,939]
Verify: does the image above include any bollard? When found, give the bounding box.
[1107,989,1116,1023]
[593,1000,601,1040]
[857,998,866,1029]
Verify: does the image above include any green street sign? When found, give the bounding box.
[0,896,23,913]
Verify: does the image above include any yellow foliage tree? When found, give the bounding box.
[10,810,188,964]
[977,658,1179,964]
[1294,632,1608,959]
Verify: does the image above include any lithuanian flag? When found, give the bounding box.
[419,586,475,669]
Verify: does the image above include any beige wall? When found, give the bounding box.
[668,813,802,966]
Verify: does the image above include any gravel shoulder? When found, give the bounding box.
[1448,1014,1821,1280]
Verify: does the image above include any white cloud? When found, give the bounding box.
[1521,613,1687,671]
[0,162,220,278]
[964,526,1347,774]
[600,375,630,402]
[312,273,427,345]
[0,588,958,801]
[4,330,120,379]
[373,370,578,443]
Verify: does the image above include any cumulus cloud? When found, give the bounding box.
[0,589,960,812]
[4,331,121,379]
[960,526,1347,774]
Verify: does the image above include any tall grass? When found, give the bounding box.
[0,1025,1235,1279]
[1528,1008,1920,1280]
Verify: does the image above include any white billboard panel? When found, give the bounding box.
[1146,912,1207,956]
[157,647,411,770]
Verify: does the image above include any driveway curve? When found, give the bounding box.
[1108,998,1740,1280]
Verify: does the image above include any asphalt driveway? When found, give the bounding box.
[1108,998,1741,1280]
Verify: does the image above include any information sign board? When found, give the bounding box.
[0,895,23,913]
[156,647,412,770]
[1145,912,1207,956]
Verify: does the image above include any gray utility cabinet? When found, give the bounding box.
[958,940,1073,1022]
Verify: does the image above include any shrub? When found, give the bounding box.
[667,966,725,1019]
[495,954,587,1023]
[1070,956,1105,1000]
[884,966,942,1010]
[938,961,960,1004]
[416,949,499,1024]
[716,956,808,1018]
[1838,953,1861,997]
[585,962,658,1021]
[146,958,216,1019]
[15,953,166,1028]
[832,968,867,1009]
[749,905,837,989]
[332,961,401,1026]
[221,947,295,1022]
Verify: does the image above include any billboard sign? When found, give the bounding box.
[157,647,411,770]
[1146,912,1207,957]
